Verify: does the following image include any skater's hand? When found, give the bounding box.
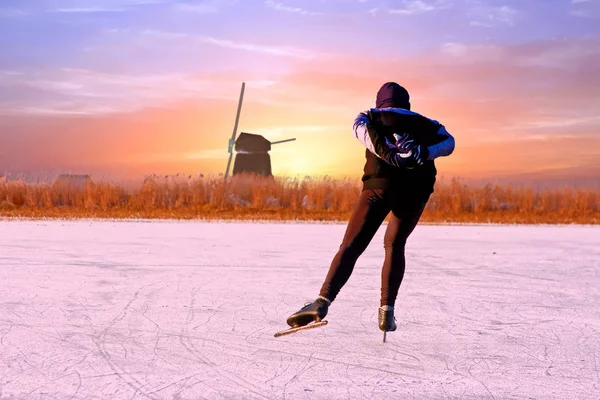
[393,133,429,166]
[353,111,428,169]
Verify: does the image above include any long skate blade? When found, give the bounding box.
[383,331,387,343]
[274,320,328,338]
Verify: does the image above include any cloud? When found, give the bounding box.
[174,0,238,13]
[175,2,218,13]
[570,0,600,18]
[264,1,321,15]
[0,68,244,116]
[200,36,314,58]
[46,0,168,13]
[273,37,600,145]
[0,8,28,17]
[140,29,315,59]
[256,124,349,138]
[439,42,505,63]
[468,4,519,27]
[388,0,450,15]
[51,7,126,13]
[139,29,187,39]
[441,42,469,57]
[0,100,247,175]
[504,115,600,132]
[127,0,168,4]
[511,39,600,68]
[184,149,228,160]
[0,66,286,117]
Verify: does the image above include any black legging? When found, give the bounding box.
[319,187,431,307]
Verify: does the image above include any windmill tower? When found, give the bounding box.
[224,82,296,178]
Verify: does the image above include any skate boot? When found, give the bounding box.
[378,305,397,332]
[286,296,330,328]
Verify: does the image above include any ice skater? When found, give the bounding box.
[285,82,456,338]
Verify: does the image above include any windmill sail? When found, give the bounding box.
[271,138,297,145]
[224,82,246,179]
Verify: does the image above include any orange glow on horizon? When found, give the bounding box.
[1,38,599,184]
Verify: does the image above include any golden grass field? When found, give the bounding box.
[1,174,598,224]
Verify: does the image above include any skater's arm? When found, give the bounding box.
[426,125,455,160]
[352,111,420,168]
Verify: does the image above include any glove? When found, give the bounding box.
[393,133,429,166]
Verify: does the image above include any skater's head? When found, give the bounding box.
[376,82,410,110]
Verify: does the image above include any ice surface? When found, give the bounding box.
[0,220,598,399]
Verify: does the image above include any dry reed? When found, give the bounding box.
[0,174,598,224]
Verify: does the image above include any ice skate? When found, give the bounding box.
[286,296,330,328]
[378,305,397,342]
[274,320,328,337]
[274,296,330,338]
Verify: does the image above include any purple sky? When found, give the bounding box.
[0,0,599,181]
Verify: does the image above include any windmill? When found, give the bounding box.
[224,82,296,178]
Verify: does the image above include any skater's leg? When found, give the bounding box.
[380,192,430,307]
[288,189,390,328]
[319,189,391,302]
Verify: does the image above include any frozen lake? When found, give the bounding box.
[0,220,598,399]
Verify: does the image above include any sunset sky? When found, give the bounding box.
[1,0,599,183]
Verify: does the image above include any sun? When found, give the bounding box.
[271,150,323,177]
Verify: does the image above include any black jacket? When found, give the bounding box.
[353,83,454,191]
